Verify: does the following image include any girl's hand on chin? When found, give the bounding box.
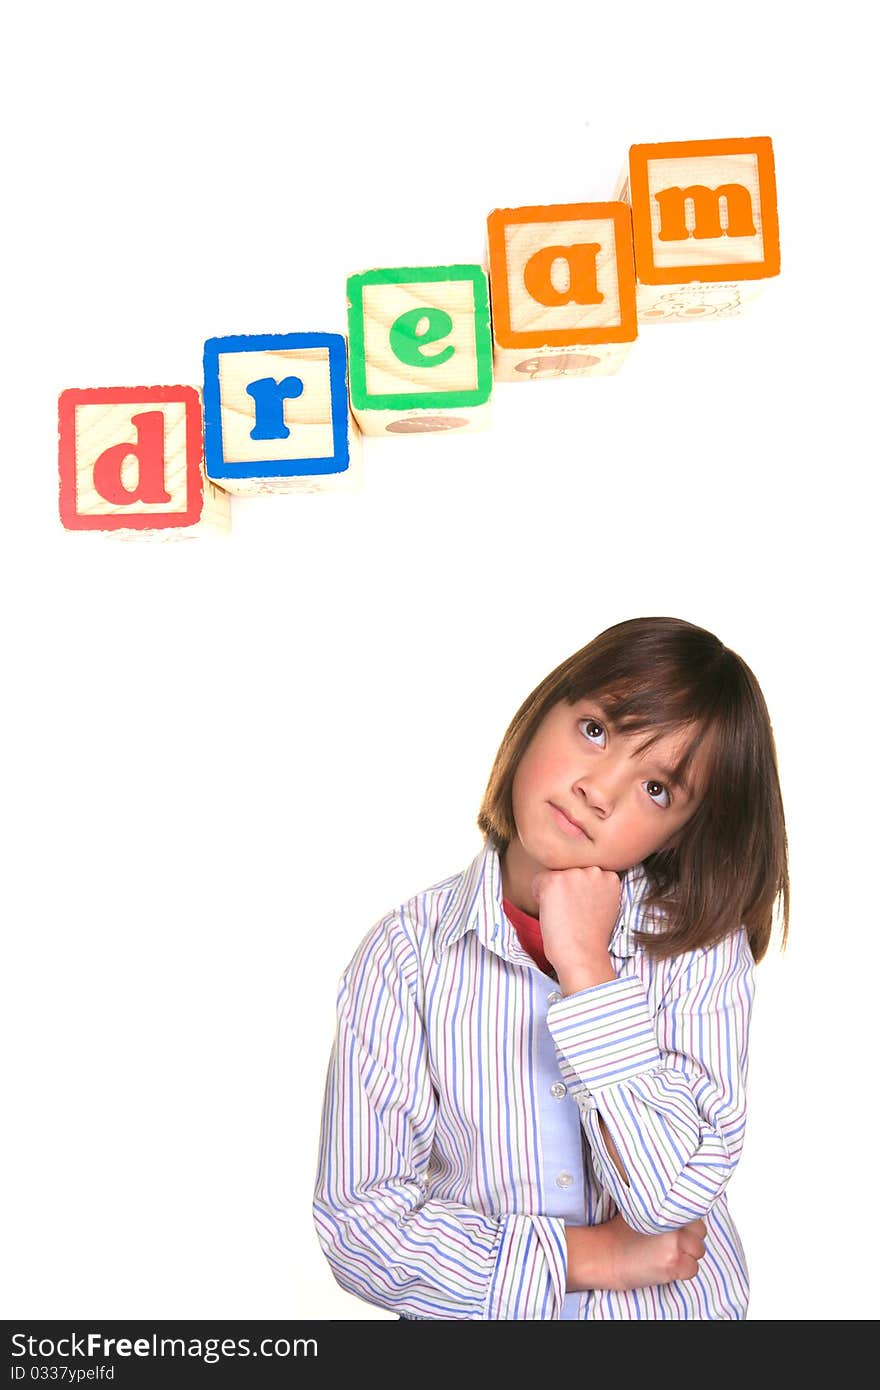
[532,866,622,994]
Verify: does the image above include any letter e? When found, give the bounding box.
[388,308,455,368]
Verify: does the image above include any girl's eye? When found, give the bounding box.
[644,780,671,809]
[578,718,606,747]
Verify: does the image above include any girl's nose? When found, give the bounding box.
[574,770,615,818]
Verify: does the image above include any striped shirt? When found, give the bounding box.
[313,844,755,1319]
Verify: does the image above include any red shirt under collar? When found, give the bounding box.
[502,897,555,978]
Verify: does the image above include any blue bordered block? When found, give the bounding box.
[203,332,361,495]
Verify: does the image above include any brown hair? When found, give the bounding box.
[477,617,788,963]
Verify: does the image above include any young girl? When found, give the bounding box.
[313,617,788,1320]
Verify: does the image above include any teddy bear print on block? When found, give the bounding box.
[202,332,361,495]
[346,266,493,435]
[58,386,231,538]
[616,137,780,322]
[486,202,639,381]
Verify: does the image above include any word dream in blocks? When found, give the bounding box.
[486,202,638,381]
[617,136,780,321]
[203,332,361,495]
[57,134,781,535]
[58,386,230,539]
[346,265,493,435]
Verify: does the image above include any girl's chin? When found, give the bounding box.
[541,845,625,874]
[507,836,620,876]
[541,848,601,871]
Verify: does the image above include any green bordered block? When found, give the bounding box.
[346,265,493,436]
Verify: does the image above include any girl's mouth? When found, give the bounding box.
[549,803,591,839]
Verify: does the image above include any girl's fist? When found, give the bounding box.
[532,866,622,993]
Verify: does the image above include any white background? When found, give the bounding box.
[4,1,876,1321]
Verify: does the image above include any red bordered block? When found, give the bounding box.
[58,386,230,538]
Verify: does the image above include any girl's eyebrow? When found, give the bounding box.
[653,762,694,798]
[581,699,613,725]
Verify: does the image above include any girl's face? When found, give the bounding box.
[503,697,709,901]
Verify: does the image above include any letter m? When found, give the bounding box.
[655,184,757,241]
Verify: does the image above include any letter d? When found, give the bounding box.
[92,410,172,504]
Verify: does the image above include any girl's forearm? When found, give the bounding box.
[565,1214,708,1293]
[565,1222,618,1291]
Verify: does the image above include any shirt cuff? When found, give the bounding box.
[547,976,662,1093]
[484,1215,567,1320]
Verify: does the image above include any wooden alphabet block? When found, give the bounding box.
[202,332,361,494]
[486,203,638,381]
[58,386,230,538]
[346,266,493,434]
[618,136,780,321]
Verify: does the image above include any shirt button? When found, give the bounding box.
[550,1082,567,1099]
[555,1172,574,1189]
[547,991,561,1004]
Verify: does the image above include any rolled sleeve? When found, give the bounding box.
[546,931,754,1235]
[485,1215,567,1320]
[549,976,663,1092]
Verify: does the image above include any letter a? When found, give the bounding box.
[92,410,172,504]
[523,244,603,307]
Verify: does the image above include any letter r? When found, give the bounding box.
[246,376,305,440]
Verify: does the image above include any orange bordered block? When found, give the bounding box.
[202,332,361,496]
[346,266,493,435]
[58,386,230,538]
[618,136,780,322]
[486,203,638,381]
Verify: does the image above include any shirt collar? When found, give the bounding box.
[611,861,650,958]
[436,843,510,958]
[438,842,650,962]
